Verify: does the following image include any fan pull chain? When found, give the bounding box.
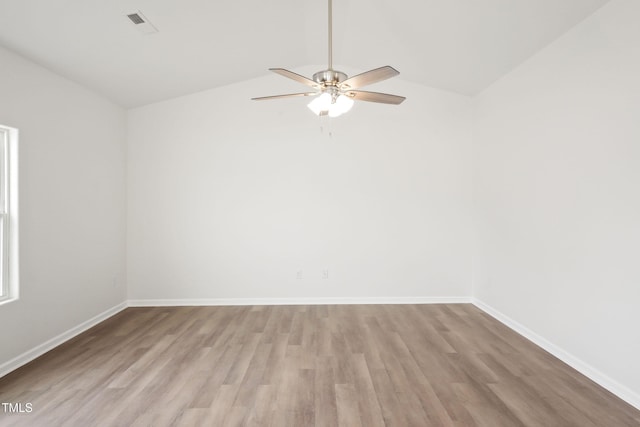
[318,115,333,138]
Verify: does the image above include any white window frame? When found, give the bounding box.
[0,124,18,305]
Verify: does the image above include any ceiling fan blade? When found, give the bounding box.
[345,90,406,105]
[269,68,319,88]
[252,92,318,101]
[339,66,399,89]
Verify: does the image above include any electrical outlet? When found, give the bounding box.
[296,271,303,280]
[322,269,329,279]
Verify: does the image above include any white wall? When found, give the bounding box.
[0,46,127,367]
[127,70,473,301]
[473,0,640,401]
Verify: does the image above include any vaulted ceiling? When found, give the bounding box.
[0,0,609,108]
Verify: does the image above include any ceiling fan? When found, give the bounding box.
[252,0,405,117]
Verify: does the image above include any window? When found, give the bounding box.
[0,124,18,304]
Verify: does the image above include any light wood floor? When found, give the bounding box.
[0,304,639,426]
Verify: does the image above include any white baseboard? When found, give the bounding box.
[472,298,640,411]
[0,302,128,379]
[127,296,472,307]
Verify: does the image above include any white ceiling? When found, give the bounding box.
[0,0,609,108]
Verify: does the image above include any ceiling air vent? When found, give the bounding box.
[127,13,145,25]
[125,10,158,35]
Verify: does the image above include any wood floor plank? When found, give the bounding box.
[350,353,385,427]
[244,384,276,426]
[368,367,412,426]
[314,356,339,427]
[334,383,363,427]
[1,304,638,426]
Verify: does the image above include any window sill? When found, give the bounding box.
[0,296,19,307]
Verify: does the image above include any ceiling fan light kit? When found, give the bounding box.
[252,0,405,117]
[308,92,354,117]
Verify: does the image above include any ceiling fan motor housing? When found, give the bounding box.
[313,70,348,86]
